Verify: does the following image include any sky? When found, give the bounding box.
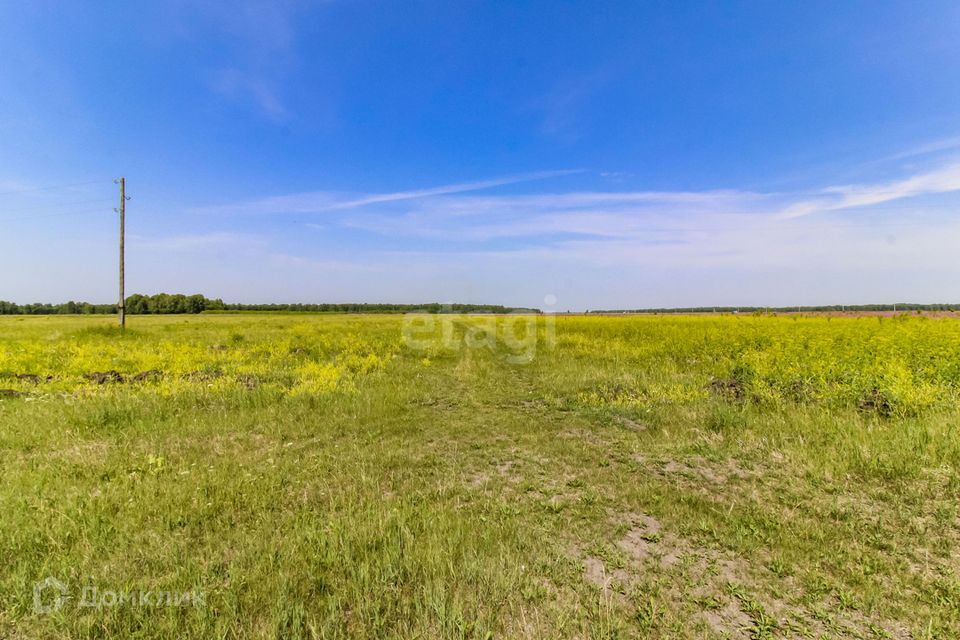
[2,1,960,310]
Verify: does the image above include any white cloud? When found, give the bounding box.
[322,170,584,210]
[190,158,960,249]
[780,162,960,218]
[176,1,306,121]
[192,170,584,215]
[875,135,960,164]
[212,69,288,121]
[131,231,259,252]
[335,188,775,242]
[266,252,380,272]
[168,154,960,308]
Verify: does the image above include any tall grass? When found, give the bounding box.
[1,313,957,638]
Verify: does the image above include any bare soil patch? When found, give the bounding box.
[581,511,912,638]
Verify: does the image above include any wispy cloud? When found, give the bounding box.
[535,56,635,139]
[323,170,585,210]
[780,162,960,218]
[211,69,288,121]
[267,252,380,272]
[321,159,960,277]
[176,1,305,121]
[338,189,766,243]
[192,170,584,215]
[131,231,259,252]
[875,135,960,164]
[180,155,960,302]
[196,156,960,235]
[190,157,960,247]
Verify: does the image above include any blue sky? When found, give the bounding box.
[2,1,960,310]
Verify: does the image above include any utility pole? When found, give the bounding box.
[116,177,127,329]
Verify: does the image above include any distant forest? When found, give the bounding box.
[3,296,957,316]
[588,304,960,314]
[0,294,538,315]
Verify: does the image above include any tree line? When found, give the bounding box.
[0,294,538,315]
[588,304,960,314]
[0,301,118,315]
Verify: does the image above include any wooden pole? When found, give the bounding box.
[119,177,125,329]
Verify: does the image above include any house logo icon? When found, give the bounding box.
[33,577,69,614]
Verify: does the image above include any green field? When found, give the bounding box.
[2,313,959,638]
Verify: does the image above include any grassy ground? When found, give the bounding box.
[1,313,958,638]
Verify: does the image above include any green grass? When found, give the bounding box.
[1,313,958,638]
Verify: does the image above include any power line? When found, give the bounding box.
[0,179,106,197]
[0,198,112,213]
[0,207,114,223]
